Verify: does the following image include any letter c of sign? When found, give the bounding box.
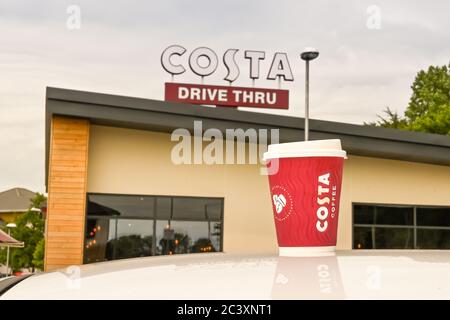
[161,45,186,75]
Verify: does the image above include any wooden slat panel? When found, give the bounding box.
[49,214,87,220]
[47,231,83,237]
[48,199,85,206]
[50,176,86,183]
[46,252,84,260]
[46,264,74,270]
[52,145,88,152]
[53,128,89,135]
[48,203,85,210]
[48,225,85,232]
[52,132,89,139]
[44,116,89,272]
[49,186,86,192]
[51,172,88,182]
[51,166,87,173]
[45,248,83,255]
[52,138,88,146]
[51,154,89,161]
[49,193,85,200]
[46,242,83,249]
[51,159,88,165]
[50,219,84,226]
[52,149,87,156]
[46,236,84,242]
[49,183,87,190]
[46,258,82,265]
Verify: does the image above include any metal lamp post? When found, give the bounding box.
[300,48,319,141]
[5,223,17,277]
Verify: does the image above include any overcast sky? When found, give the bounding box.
[0,0,449,193]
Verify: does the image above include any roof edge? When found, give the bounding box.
[45,86,450,148]
[44,87,450,189]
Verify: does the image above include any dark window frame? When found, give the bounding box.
[84,193,225,263]
[352,202,450,250]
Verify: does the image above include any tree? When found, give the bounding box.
[0,193,46,273]
[366,107,408,129]
[367,63,450,135]
[32,238,45,270]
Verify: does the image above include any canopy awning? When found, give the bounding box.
[0,229,24,248]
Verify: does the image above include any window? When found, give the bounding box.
[84,194,223,264]
[353,204,450,249]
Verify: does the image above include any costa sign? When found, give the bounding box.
[161,45,295,109]
[161,45,294,82]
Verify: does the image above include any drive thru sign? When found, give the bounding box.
[165,82,289,109]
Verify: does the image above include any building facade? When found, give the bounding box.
[0,188,36,225]
[44,87,450,271]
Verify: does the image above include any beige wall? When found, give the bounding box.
[87,125,450,252]
[87,125,278,254]
[338,155,450,249]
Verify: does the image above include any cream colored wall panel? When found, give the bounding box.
[86,125,450,253]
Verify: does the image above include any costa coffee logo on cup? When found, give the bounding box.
[271,186,293,222]
[316,173,338,232]
[273,194,287,214]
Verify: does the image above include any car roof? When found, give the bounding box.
[2,250,450,299]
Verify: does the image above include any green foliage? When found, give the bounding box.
[32,238,45,270]
[0,193,46,273]
[31,193,47,211]
[368,63,450,135]
[365,107,408,129]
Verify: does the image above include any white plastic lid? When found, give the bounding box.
[263,139,347,160]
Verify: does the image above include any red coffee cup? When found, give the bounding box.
[263,139,346,256]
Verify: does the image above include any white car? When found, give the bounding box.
[1,250,450,299]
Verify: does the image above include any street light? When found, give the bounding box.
[5,223,17,277]
[300,47,319,141]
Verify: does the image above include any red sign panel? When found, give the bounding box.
[165,82,289,109]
